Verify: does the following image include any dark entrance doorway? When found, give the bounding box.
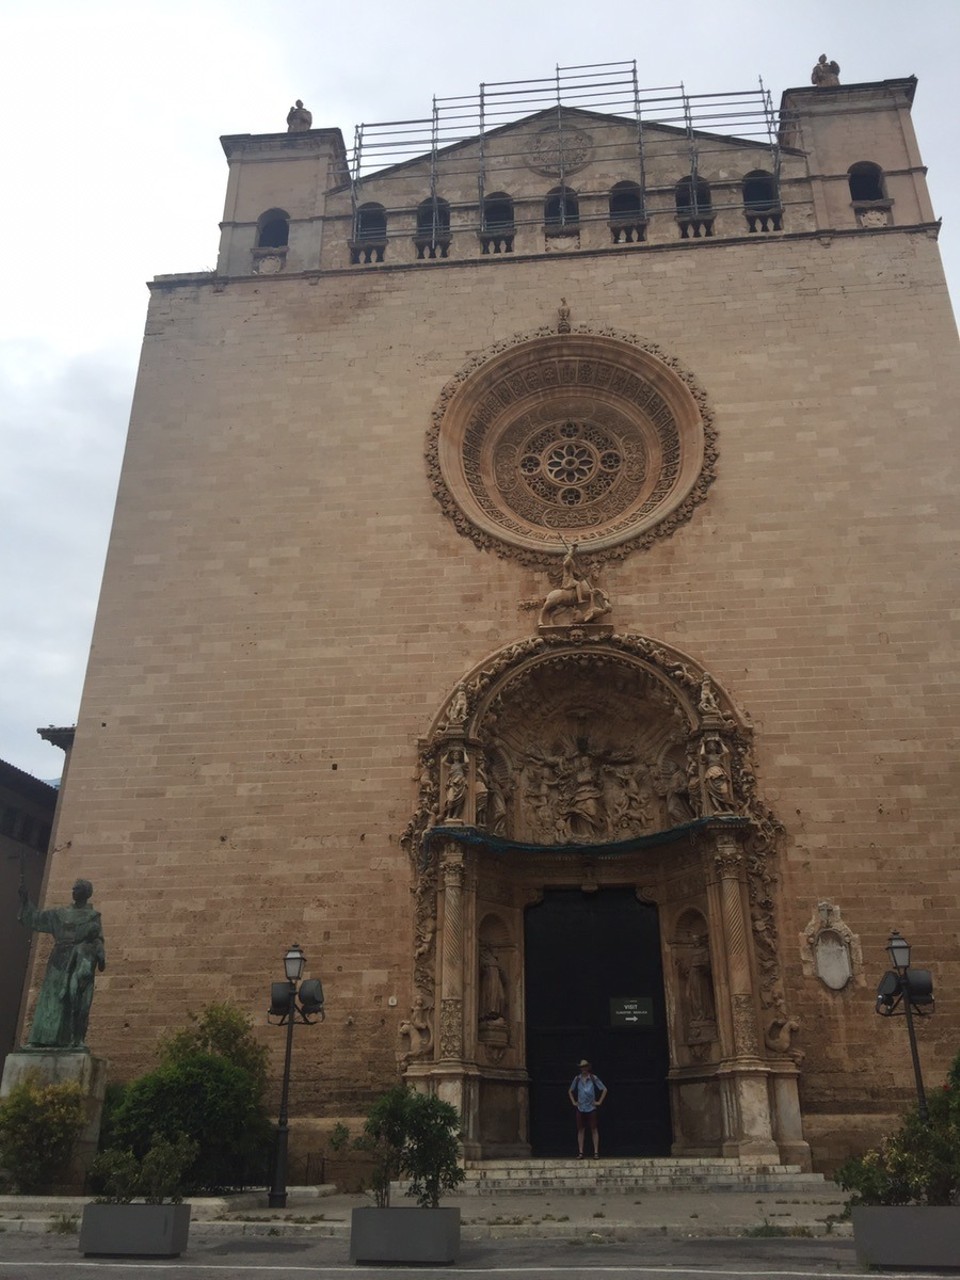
[524,886,671,1156]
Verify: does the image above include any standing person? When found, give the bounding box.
[568,1058,607,1158]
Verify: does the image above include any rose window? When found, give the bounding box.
[427,332,714,565]
[513,421,626,516]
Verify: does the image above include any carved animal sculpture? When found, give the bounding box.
[538,584,611,628]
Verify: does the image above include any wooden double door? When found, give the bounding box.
[524,887,671,1157]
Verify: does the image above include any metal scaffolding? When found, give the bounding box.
[347,60,782,240]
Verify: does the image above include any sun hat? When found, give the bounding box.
[578,1059,590,1067]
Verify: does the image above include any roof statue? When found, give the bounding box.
[286,99,313,132]
[811,55,841,88]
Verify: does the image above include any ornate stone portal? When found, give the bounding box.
[401,632,808,1167]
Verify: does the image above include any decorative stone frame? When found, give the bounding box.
[426,329,717,569]
[401,631,807,1167]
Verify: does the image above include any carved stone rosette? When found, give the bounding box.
[426,328,718,569]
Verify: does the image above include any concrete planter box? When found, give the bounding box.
[852,1205,960,1269]
[349,1206,460,1264]
[79,1202,192,1257]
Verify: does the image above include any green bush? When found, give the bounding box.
[158,1001,268,1098]
[0,1077,85,1193]
[108,1052,270,1193]
[354,1085,464,1209]
[837,1051,960,1207]
[401,1091,465,1209]
[92,1132,198,1204]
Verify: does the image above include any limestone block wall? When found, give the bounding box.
[37,221,959,1164]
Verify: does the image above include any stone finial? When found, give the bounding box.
[810,55,841,88]
[557,297,571,334]
[286,99,313,132]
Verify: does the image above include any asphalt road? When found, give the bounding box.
[0,1230,893,1280]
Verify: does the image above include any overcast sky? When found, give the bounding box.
[2,0,957,781]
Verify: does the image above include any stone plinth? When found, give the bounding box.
[1,1051,108,1192]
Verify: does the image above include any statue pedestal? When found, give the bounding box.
[1,1051,108,1193]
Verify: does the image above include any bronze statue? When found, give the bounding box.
[18,878,105,1050]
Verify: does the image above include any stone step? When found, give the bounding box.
[458,1158,835,1196]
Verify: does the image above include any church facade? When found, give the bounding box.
[33,62,958,1171]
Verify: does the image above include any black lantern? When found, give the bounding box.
[875,930,933,1123]
[267,943,324,1208]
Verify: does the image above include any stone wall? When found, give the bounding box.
[34,82,960,1170]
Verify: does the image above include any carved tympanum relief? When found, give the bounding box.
[427,330,717,568]
[401,634,791,1064]
[526,123,594,176]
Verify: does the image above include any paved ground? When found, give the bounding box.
[0,1183,852,1241]
[7,1184,958,1278]
[0,1185,888,1280]
[0,1230,868,1280]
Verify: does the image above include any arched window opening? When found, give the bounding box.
[742,171,782,233]
[848,162,885,204]
[675,177,714,239]
[480,193,515,255]
[848,162,892,228]
[415,196,452,260]
[608,181,646,244]
[544,186,579,231]
[256,210,290,249]
[351,203,388,264]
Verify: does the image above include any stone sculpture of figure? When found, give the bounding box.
[698,674,721,717]
[557,297,571,334]
[663,762,694,826]
[685,944,717,1025]
[18,878,105,1049]
[286,99,313,131]
[399,993,432,1061]
[811,55,840,87]
[538,540,612,627]
[442,748,467,821]
[479,945,508,1023]
[447,684,468,727]
[485,761,508,836]
[700,737,737,815]
[564,745,606,839]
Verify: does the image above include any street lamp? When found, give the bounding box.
[267,943,325,1208]
[876,930,934,1123]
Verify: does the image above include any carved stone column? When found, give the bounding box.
[438,844,466,1063]
[709,829,779,1162]
[431,840,482,1156]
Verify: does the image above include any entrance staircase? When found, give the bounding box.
[462,1156,834,1195]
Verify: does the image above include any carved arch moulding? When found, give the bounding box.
[426,328,718,570]
[401,632,790,1065]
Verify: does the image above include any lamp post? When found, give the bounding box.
[876,930,933,1124]
[267,943,325,1209]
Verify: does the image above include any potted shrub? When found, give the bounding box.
[79,1132,198,1257]
[837,1050,960,1269]
[348,1084,465,1265]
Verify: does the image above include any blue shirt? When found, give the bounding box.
[570,1073,606,1112]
